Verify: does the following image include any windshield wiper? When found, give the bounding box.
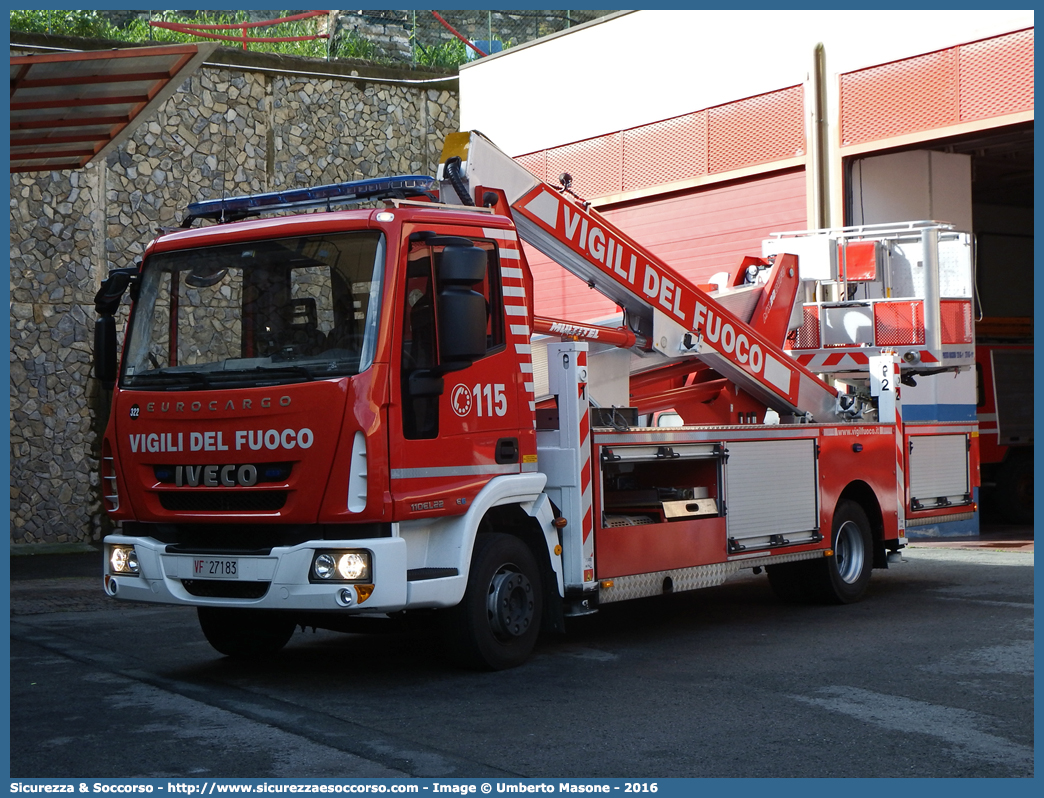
[241,365,316,382]
[125,362,359,390]
[126,370,213,389]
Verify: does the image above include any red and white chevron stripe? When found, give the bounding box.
[576,349,595,584]
[485,227,536,428]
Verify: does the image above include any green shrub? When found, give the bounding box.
[10,9,118,39]
[334,31,382,61]
[414,39,468,69]
[10,9,329,59]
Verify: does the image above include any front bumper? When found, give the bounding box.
[103,534,408,612]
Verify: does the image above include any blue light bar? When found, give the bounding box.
[185,175,438,223]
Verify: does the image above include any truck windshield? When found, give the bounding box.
[122,231,385,389]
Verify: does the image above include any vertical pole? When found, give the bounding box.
[546,341,595,591]
[871,351,906,540]
[922,226,942,353]
[892,355,907,542]
[813,43,830,228]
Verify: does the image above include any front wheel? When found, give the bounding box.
[197,607,296,658]
[443,533,543,670]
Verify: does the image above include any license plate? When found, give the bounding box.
[191,557,239,579]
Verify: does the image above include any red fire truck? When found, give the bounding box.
[975,319,1032,524]
[96,131,978,669]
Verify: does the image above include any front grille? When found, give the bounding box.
[159,491,287,512]
[152,462,293,485]
[182,579,270,599]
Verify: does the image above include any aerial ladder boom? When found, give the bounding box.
[438,131,840,421]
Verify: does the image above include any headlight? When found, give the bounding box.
[310,549,371,582]
[336,552,368,580]
[110,545,140,576]
[313,553,337,579]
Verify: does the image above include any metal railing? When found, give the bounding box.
[149,10,330,52]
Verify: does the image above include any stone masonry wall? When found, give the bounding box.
[9,45,458,546]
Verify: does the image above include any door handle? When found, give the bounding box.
[495,437,519,464]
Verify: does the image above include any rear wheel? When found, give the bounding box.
[443,533,543,670]
[767,499,873,604]
[197,607,296,658]
[820,500,873,604]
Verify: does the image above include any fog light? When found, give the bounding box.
[337,588,353,606]
[110,546,140,576]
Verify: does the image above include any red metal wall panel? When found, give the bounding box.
[708,86,806,173]
[606,168,808,283]
[621,111,708,191]
[840,49,958,146]
[525,169,808,321]
[545,133,624,199]
[514,151,546,183]
[514,86,805,201]
[841,28,1034,148]
[960,28,1035,121]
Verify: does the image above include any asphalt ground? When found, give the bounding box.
[7,523,1034,779]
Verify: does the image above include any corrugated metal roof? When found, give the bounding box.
[10,43,217,173]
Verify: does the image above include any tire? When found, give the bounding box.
[997,453,1033,526]
[443,533,543,671]
[197,607,296,658]
[819,499,874,604]
[766,499,873,605]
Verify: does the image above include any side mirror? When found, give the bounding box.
[437,246,487,365]
[94,267,138,315]
[94,315,118,389]
[93,267,139,389]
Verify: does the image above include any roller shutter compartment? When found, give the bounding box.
[725,438,819,554]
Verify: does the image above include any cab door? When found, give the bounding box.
[389,225,526,519]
